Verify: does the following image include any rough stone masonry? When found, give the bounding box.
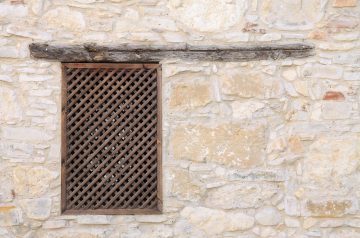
[0,0,360,237]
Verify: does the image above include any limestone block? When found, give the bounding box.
[138,224,173,238]
[260,0,327,30]
[135,215,167,223]
[19,74,53,82]
[333,0,357,7]
[319,219,344,228]
[231,101,265,119]
[0,3,27,18]
[285,217,300,227]
[302,198,358,217]
[332,32,359,41]
[1,127,53,141]
[0,75,13,82]
[344,71,360,81]
[41,7,86,31]
[282,68,298,81]
[20,198,52,220]
[180,206,254,235]
[0,87,22,123]
[42,220,67,229]
[213,32,250,42]
[169,168,204,201]
[35,229,107,238]
[228,169,287,182]
[6,25,52,41]
[326,16,359,29]
[255,206,282,226]
[319,42,357,51]
[205,183,279,209]
[168,0,247,32]
[257,33,282,42]
[0,205,23,226]
[171,124,265,168]
[77,216,112,225]
[13,166,58,196]
[302,64,343,79]
[304,135,360,183]
[0,47,19,58]
[321,101,353,119]
[330,229,360,238]
[162,32,187,43]
[285,196,301,216]
[219,70,283,99]
[88,18,113,32]
[169,81,213,110]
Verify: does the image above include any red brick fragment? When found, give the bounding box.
[323,91,345,101]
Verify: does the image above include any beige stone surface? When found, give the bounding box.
[333,0,357,7]
[0,205,23,226]
[0,0,359,236]
[0,87,22,123]
[171,124,265,168]
[41,7,85,31]
[168,0,247,32]
[303,198,358,217]
[260,0,327,30]
[205,183,279,209]
[169,82,213,110]
[13,166,58,196]
[180,206,254,234]
[304,135,360,183]
[20,198,52,220]
[170,168,204,201]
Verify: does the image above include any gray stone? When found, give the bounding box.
[285,196,301,216]
[205,183,279,209]
[321,102,352,120]
[255,206,282,226]
[0,3,28,18]
[228,169,286,182]
[42,220,67,229]
[77,215,111,224]
[0,75,13,82]
[0,47,19,58]
[20,198,52,220]
[135,215,167,223]
[41,6,86,31]
[260,0,326,30]
[0,87,22,123]
[181,206,254,235]
[168,0,247,32]
[302,64,343,79]
[6,25,52,41]
[1,127,53,141]
[0,205,23,226]
[19,74,53,82]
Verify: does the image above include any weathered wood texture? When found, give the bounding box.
[30,43,315,62]
[62,63,162,215]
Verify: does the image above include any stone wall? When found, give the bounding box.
[0,0,360,237]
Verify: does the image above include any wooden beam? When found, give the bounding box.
[29,43,315,62]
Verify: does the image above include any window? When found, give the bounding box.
[61,63,162,215]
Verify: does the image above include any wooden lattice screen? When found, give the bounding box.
[61,63,162,215]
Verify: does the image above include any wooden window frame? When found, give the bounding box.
[61,63,162,215]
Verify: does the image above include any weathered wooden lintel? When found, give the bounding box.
[29,43,315,62]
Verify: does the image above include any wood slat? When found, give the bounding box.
[61,63,161,214]
[67,104,157,197]
[30,43,315,62]
[68,113,158,208]
[66,68,140,137]
[67,69,126,124]
[66,79,157,174]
